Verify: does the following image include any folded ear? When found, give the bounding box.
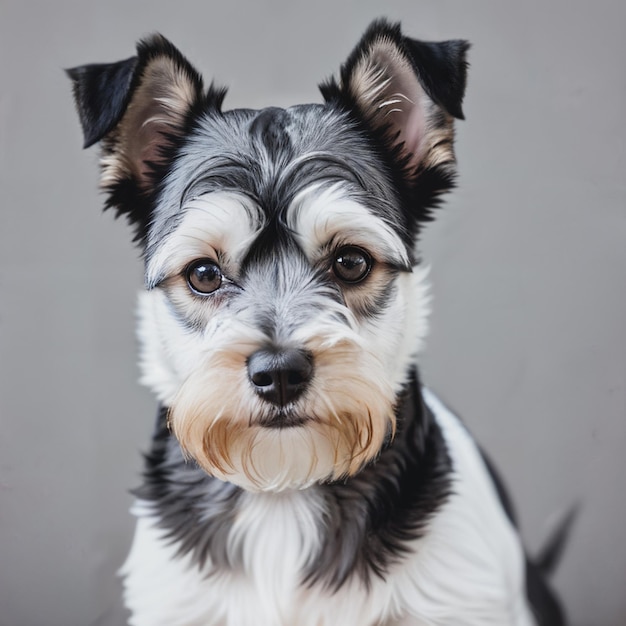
[321,20,469,210]
[67,35,222,242]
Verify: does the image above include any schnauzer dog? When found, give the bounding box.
[68,19,568,626]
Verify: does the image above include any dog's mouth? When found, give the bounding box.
[256,408,311,429]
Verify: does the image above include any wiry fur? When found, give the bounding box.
[68,18,567,626]
[137,183,428,491]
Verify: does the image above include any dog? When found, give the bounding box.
[68,19,569,626]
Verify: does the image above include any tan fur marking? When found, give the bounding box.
[100,56,198,189]
[168,332,395,491]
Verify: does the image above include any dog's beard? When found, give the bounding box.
[169,335,396,492]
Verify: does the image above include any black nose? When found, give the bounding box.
[247,348,313,406]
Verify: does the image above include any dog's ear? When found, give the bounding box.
[321,20,469,213]
[67,35,220,242]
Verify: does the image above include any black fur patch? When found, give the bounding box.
[66,57,138,149]
[133,407,243,570]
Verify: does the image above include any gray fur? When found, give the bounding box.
[146,105,409,267]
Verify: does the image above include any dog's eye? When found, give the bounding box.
[333,246,372,284]
[186,259,223,295]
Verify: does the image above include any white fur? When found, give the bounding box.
[137,288,198,405]
[121,390,535,626]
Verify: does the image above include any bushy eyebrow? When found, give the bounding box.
[144,178,411,291]
[145,192,265,289]
[287,183,411,270]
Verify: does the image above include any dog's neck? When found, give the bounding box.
[304,372,452,589]
[135,370,451,589]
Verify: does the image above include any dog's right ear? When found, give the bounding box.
[67,35,222,243]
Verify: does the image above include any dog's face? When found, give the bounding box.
[69,21,468,491]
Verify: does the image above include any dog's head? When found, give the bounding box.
[69,20,468,491]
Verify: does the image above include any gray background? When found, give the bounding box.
[1,1,624,625]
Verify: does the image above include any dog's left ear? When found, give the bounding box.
[322,20,469,213]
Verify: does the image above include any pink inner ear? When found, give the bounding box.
[133,104,174,184]
[390,71,427,168]
[101,56,198,190]
[362,46,430,171]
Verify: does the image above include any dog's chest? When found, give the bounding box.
[123,490,393,626]
[124,493,398,626]
[122,423,535,626]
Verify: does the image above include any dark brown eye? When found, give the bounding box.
[186,259,223,295]
[333,246,372,284]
